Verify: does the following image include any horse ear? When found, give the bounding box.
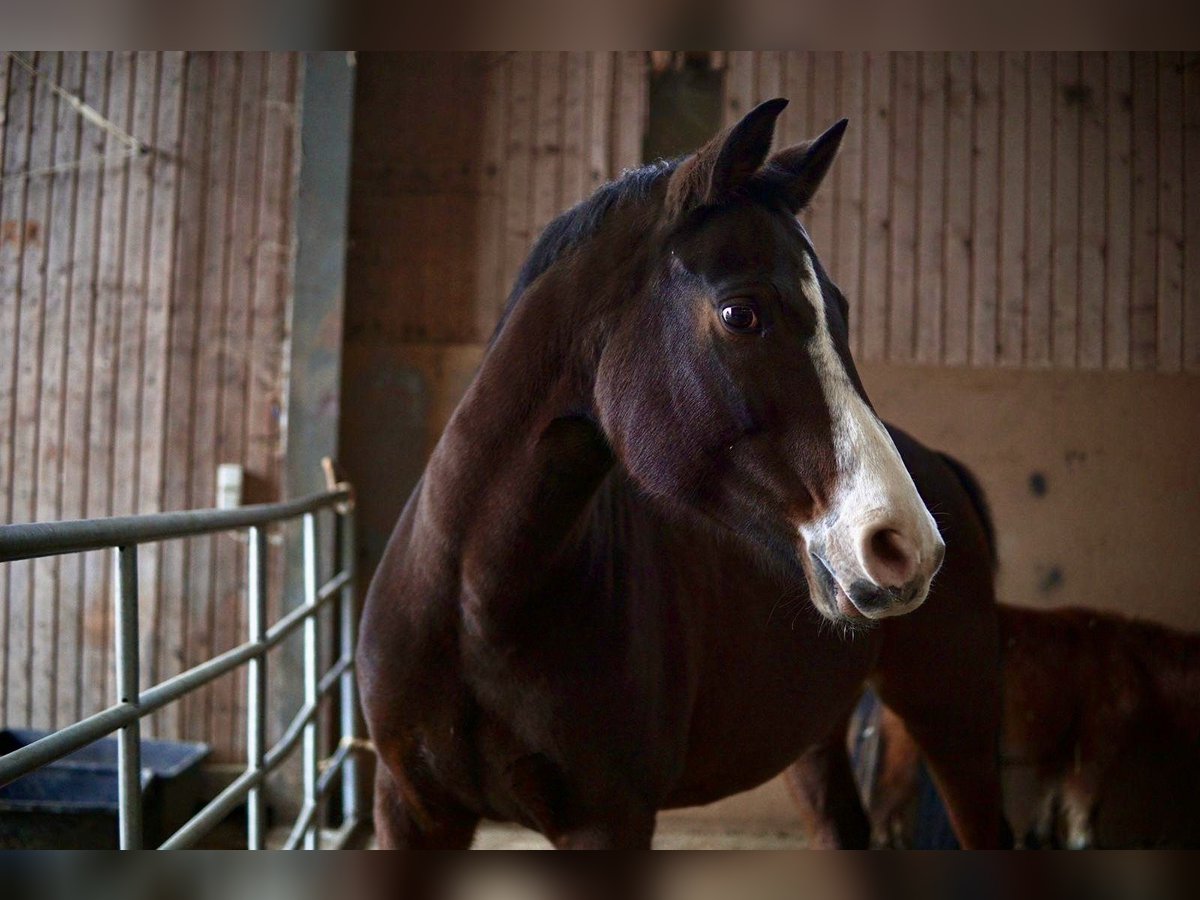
[709,97,789,200]
[762,118,849,213]
[667,98,788,215]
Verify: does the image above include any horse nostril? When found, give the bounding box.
[864,527,919,589]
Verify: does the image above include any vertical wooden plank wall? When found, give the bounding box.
[724,52,1200,372]
[0,52,302,760]
[345,51,646,348]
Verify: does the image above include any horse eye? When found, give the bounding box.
[721,303,761,334]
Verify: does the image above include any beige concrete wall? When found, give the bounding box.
[861,364,1200,630]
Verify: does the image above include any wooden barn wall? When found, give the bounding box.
[725,51,1200,372]
[347,51,646,346]
[0,52,303,761]
[341,51,647,590]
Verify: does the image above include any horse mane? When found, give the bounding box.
[936,451,997,569]
[488,158,679,344]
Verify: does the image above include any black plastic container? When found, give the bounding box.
[0,728,209,848]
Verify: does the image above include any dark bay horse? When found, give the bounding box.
[357,99,1006,848]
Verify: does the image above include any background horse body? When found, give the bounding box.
[357,100,1006,848]
[862,604,1200,848]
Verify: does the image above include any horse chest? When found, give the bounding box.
[665,598,880,805]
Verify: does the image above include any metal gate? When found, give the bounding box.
[0,484,370,849]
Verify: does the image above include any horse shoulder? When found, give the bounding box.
[357,494,469,730]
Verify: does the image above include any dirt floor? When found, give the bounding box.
[358,778,813,848]
[356,821,808,849]
[469,822,808,849]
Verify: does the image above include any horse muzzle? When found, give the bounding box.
[808,524,945,622]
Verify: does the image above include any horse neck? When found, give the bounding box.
[414,276,616,608]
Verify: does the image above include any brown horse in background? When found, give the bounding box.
[862,604,1200,848]
[357,99,1007,848]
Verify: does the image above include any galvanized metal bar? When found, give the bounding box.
[325,816,362,850]
[136,573,346,715]
[283,740,353,850]
[159,764,263,849]
[264,695,320,772]
[162,688,330,849]
[285,812,364,853]
[338,507,360,827]
[314,568,351,606]
[263,569,348,645]
[246,526,269,850]
[284,802,318,850]
[114,545,143,849]
[0,620,317,788]
[318,740,353,797]
[0,565,352,792]
[140,571,347,714]
[0,488,351,561]
[301,512,320,849]
[140,642,263,712]
[318,654,353,697]
[2,642,354,845]
[0,701,138,786]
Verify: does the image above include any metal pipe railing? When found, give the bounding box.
[337,510,360,828]
[114,545,143,849]
[246,525,269,850]
[301,512,320,850]
[0,485,370,850]
[0,490,351,562]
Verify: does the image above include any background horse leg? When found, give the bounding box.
[373,761,479,849]
[874,599,1009,849]
[1058,769,1099,849]
[784,713,872,849]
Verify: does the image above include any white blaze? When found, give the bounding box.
[795,251,942,616]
